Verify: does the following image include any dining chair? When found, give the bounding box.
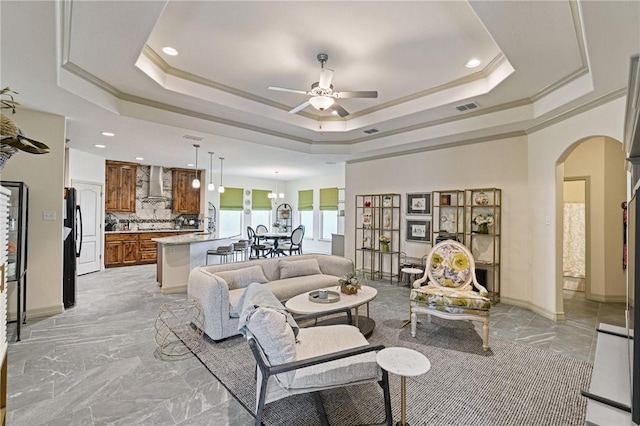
[276,225,304,256]
[247,226,271,259]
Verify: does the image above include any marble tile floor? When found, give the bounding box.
[5,264,625,425]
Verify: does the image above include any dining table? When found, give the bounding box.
[255,232,291,257]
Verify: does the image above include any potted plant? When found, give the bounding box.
[1,87,50,170]
[338,270,361,295]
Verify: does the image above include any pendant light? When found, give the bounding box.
[207,151,215,191]
[191,144,201,189]
[218,157,225,193]
[268,171,284,200]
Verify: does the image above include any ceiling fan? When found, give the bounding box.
[268,53,378,118]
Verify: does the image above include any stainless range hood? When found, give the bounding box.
[143,165,169,201]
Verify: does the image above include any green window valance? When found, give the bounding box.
[320,187,339,210]
[252,189,272,211]
[220,187,243,210]
[298,189,314,211]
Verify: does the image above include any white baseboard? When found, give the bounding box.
[499,296,565,321]
[7,304,63,322]
[160,286,187,295]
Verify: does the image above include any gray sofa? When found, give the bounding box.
[187,254,354,340]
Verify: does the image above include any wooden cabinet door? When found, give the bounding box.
[105,163,121,212]
[119,164,137,213]
[172,169,201,214]
[122,241,139,265]
[105,241,122,267]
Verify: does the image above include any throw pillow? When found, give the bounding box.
[236,265,269,288]
[280,258,322,279]
[246,307,297,387]
[215,270,239,289]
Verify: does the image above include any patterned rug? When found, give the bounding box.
[186,300,592,425]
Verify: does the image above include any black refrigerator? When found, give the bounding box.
[63,187,82,308]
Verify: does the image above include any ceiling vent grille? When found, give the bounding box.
[182,134,204,141]
[363,128,379,134]
[455,102,479,112]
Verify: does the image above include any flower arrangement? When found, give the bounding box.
[473,212,494,226]
[379,235,391,252]
[338,271,361,295]
[473,212,494,234]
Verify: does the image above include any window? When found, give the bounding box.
[219,187,244,238]
[219,210,243,238]
[320,187,338,240]
[321,210,337,240]
[252,210,272,231]
[300,211,314,239]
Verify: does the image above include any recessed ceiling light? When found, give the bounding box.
[465,58,482,68]
[135,157,144,161]
[162,46,179,56]
[187,163,194,167]
[94,144,106,148]
[101,132,115,137]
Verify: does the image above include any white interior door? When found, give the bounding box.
[73,180,103,275]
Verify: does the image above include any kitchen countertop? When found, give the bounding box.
[153,233,240,246]
[105,229,203,234]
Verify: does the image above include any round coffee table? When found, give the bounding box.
[285,285,378,337]
[376,347,431,426]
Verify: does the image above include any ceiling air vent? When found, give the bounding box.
[363,128,379,134]
[455,102,479,112]
[182,134,204,141]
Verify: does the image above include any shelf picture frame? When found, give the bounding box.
[406,219,431,243]
[406,192,431,215]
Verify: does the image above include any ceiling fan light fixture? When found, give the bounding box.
[308,96,335,111]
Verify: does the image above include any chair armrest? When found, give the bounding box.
[412,274,428,288]
[291,306,353,325]
[250,341,384,376]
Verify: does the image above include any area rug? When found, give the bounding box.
[186,301,592,426]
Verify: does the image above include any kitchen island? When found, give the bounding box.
[153,233,240,294]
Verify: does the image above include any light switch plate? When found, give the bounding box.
[43,210,56,221]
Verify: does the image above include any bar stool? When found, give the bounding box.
[206,245,234,265]
[233,240,250,262]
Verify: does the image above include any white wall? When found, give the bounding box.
[346,136,529,302]
[1,108,66,319]
[68,148,105,185]
[528,96,626,318]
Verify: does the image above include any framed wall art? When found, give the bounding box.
[406,193,431,215]
[406,219,431,243]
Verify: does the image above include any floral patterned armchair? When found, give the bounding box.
[410,240,491,350]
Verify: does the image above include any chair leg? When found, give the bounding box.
[380,369,393,426]
[255,374,269,426]
[411,310,417,337]
[482,318,490,351]
[311,391,329,426]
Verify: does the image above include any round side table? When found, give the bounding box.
[376,347,431,426]
[154,299,205,357]
[400,267,423,287]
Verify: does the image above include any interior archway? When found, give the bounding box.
[556,136,626,319]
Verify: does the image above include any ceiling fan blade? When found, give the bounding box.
[330,103,350,118]
[335,90,378,99]
[318,68,334,90]
[288,101,311,114]
[268,86,309,95]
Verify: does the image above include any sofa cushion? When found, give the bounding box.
[246,307,297,386]
[279,258,322,279]
[266,275,340,301]
[288,324,380,390]
[216,265,268,290]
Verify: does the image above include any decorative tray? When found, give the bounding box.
[308,290,341,304]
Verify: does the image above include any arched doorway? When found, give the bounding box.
[557,136,626,314]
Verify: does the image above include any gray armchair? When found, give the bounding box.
[243,306,392,426]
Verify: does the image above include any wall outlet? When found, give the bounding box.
[43,210,56,221]
[545,215,551,225]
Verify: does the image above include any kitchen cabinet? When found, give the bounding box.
[105,232,179,267]
[105,160,138,213]
[172,168,202,214]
